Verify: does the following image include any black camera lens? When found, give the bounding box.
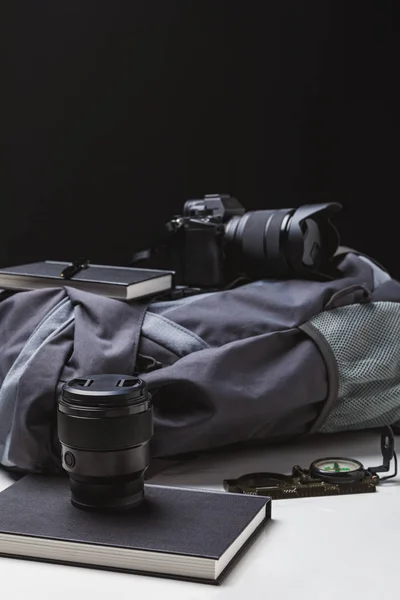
[224,209,293,278]
[57,374,153,513]
[224,203,341,280]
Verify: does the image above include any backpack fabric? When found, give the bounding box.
[1,251,400,474]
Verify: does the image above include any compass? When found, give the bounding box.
[310,457,366,483]
[223,426,397,499]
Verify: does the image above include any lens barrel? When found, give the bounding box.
[224,203,341,279]
[57,374,153,512]
[224,209,293,278]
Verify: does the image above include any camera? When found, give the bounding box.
[57,374,153,512]
[162,195,342,288]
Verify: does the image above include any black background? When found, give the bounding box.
[1,2,398,275]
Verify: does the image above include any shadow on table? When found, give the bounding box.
[149,429,400,489]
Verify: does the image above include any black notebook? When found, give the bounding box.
[0,475,270,584]
[0,261,173,300]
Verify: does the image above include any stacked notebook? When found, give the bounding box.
[0,475,271,584]
[0,260,174,300]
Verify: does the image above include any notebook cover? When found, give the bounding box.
[0,475,270,584]
[0,261,172,286]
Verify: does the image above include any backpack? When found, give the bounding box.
[1,249,400,474]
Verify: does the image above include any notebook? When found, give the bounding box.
[0,261,174,300]
[0,475,270,584]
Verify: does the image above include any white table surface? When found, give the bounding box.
[0,430,398,600]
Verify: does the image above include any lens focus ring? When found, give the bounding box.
[58,408,153,451]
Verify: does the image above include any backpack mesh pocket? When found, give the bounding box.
[308,302,400,432]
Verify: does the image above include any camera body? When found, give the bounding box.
[165,194,342,289]
[166,194,245,288]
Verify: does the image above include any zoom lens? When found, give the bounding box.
[224,203,341,280]
[57,374,153,512]
[224,209,293,278]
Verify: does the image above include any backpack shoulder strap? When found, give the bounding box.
[334,245,389,274]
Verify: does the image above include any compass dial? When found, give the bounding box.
[312,458,363,474]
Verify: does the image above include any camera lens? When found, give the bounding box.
[224,209,293,278]
[224,203,340,279]
[57,374,153,513]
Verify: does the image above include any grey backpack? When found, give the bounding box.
[1,249,400,474]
